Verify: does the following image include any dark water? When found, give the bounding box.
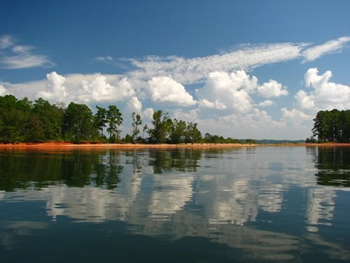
[0,146,350,262]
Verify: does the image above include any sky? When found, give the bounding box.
[0,0,349,140]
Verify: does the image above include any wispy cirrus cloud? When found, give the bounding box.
[126,42,309,84]
[92,37,350,86]
[302,36,350,63]
[94,55,114,63]
[0,35,54,69]
[0,35,13,49]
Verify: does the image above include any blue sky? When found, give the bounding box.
[0,0,349,139]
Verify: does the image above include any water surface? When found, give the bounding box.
[0,146,349,262]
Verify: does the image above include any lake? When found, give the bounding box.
[0,146,349,262]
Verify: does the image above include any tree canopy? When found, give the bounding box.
[63,102,96,143]
[106,105,123,142]
[0,95,250,145]
[132,112,142,142]
[311,109,350,142]
[147,110,173,143]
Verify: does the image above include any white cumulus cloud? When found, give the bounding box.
[36,72,135,104]
[77,75,134,103]
[38,72,67,102]
[0,85,6,96]
[196,70,286,113]
[295,90,315,110]
[148,76,196,106]
[199,109,287,139]
[127,96,142,113]
[173,109,199,122]
[196,71,253,112]
[281,108,312,125]
[258,100,275,107]
[143,108,154,119]
[257,80,289,98]
[0,85,7,96]
[302,36,350,62]
[296,68,350,111]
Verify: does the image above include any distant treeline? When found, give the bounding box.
[0,95,253,144]
[308,109,350,143]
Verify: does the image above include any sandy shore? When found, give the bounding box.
[1,142,350,151]
[0,142,251,150]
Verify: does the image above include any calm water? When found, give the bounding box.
[0,146,350,262]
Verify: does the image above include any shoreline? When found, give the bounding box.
[1,142,350,150]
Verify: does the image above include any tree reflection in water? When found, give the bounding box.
[0,149,124,191]
[148,149,201,174]
[2,147,350,191]
[1,147,350,262]
[307,146,350,187]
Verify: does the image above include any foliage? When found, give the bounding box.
[94,106,108,136]
[0,95,32,143]
[169,119,187,144]
[305,136,317,143]
[31,98,64,141]
[106,105,123,142]
[245,139,257,144]
[63,102,96,143]
[148,110,172,143]
[131,112,142,142]
[185,122,202,144]
[142,124,148,140]
[0,94,252,145]
[312,109,350,142]
[123,133,133,143]
[0,95,125,144]
[203,133,243,144]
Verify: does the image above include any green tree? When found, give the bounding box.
[312,111,325,142]
[31,98,64,141]
[124,133,133,143]
[339,110,350,142]
[131,112,142,142]
[169,119,186,144]
[148,110,172,143]
[94,106,108,137]
[0,95,32,143]
[106,105,123,142]
[312,109,350,142]
[63,102,96,143]
[204,133,221,143]
[142,124,148,140]
[26,115,45,142]
[185,122,202,144]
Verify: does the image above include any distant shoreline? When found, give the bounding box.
[1,142,350,150]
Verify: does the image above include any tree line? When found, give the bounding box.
[0,95,247,144]
[308,109,350,143]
